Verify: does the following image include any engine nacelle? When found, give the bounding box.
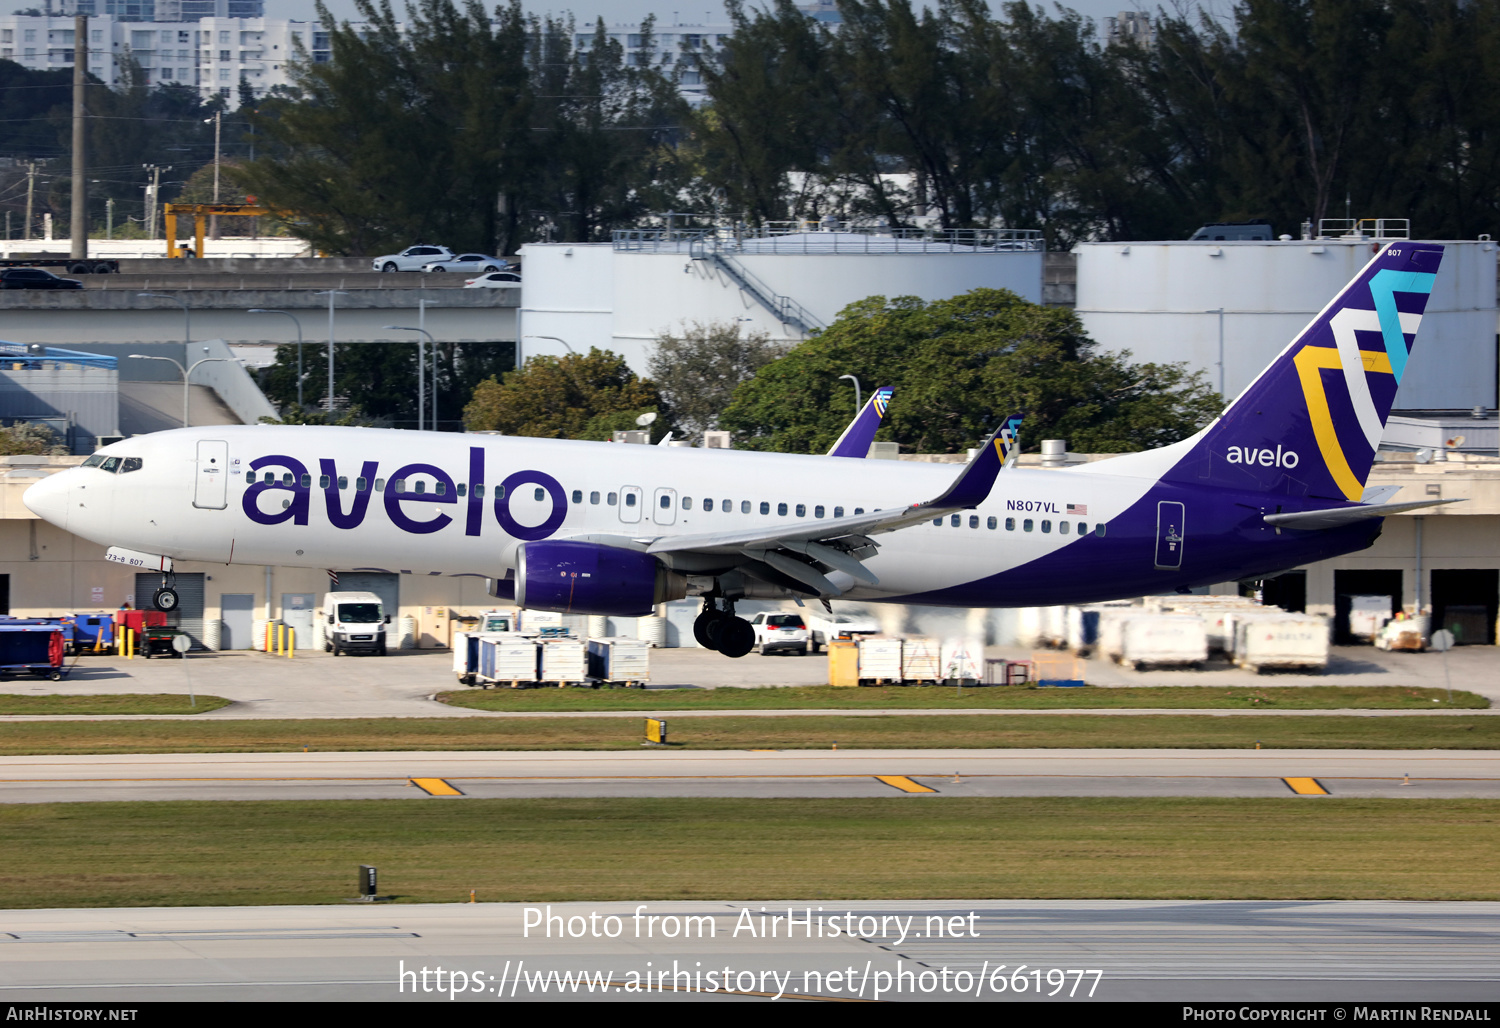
[515,540,687,617]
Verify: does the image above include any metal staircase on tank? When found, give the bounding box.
[689,237,824,336]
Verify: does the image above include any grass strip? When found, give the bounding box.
[437,684,1488,712]
[0,694,231,715]
[1,797,1497,907]
[0,714,1495,755]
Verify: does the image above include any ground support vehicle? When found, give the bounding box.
[587,637,650,687]
[0,256,117,274]
[63,613,115,654]
[323,591,388,656]
[140,625,190,658]
[0,624,67,680]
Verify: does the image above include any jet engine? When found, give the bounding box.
[515,540,687,616]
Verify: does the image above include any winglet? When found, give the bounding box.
[827,386,894,457]
[915,421,1008,511]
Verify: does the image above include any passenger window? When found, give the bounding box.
[932,518,942,527]
[456,483,466,497]
[375,478,385,492]
[1078,521,1087,535]
[969,516,979,529]
[1006,518,1015,531]
[393,479,406,494]
[834,506,844,518]
[535,487,545,501]
[760,502,770,515]
[702,499,713,512]
[245,471,256,484]
[1041,520,1052,533]
[741,501,751,513]
[337,476,348,490]
[777,503,788,516]
[795,504,805,517]
[282,472,293,486]
[1023,519,1033,532]
[987,516,997,529]
[435,482,446,496]
[319,475,330,489]
[854,507,864,515]
[100,456,121,473]
[477,484,487,498]
[625,493,636,507]
[608,492,618,505]
[815,505,824,518]
[590,491,600,504]
[356,477,368,492]
[682,496,692,510]
[414,481,426,494]
[572,489,582,503]
[1059,521,1069,535]
[300,474,311,488]
[1096,523,1106,537]
[660,494,670,509]
[120,457,143,473]
[950,514,960,527]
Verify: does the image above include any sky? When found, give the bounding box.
[260,0,1174,35]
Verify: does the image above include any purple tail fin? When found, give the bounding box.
[1165,243,1444,501]
[827,386,893,457]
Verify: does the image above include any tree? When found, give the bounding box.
[648,321,783,438]
[0,422,67,456]
[719,289,1222,455]
[462,348,661,439]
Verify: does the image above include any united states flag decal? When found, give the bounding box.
[1067,503,1087,515]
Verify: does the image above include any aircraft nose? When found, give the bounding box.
[22,472,70,530]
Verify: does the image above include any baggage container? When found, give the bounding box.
[1234,613,1329,672]
[900,636,942,682]
[477,633,538,686]
[856,636,903,682]
[0,623,67,679]
[1096,608,1140,663]
[540,639,587,684]
[452,630,479,684]
[940,638,984,683]
[1119,615,1207,669]
[587,637,650,685]
[1346,595,1392,642]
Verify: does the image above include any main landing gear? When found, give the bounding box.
[693,599,755,659]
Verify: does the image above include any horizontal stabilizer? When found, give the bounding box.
[1264,498,1463,530]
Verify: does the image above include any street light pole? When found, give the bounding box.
[128,350,239,427]
[1206,307,1225,396]
[138,292,190,346]
[385,325,435,430]
[313,290,348,415]
[248,308,305,408]
[838,374,862,412]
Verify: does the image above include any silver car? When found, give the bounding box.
[421,253,508,274]
[372,245,455,272]
[464,270,522,289]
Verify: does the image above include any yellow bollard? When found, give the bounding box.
[287,626,295,659]
[125,626,133,660]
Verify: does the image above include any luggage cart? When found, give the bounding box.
[0,624,68,680]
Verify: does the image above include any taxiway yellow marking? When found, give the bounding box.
[410,777,464,796]
[875,775,937,794]
[1282,777,1329,795]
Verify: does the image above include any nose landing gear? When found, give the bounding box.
[151,573,180,612]
[693,598,755,659]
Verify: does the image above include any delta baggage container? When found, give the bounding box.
[1347,595,1393,642]
[856,636,903,682]
[939,638,984,683]
[587,637,650,685]
[1097,609,1141,663]
[453,630,479,685]
[540,639,587,684]
[900,637,942,682]
[1119,615,1208,669]
[1234,614,1329,673]
[1065,603,1131,655]
[0,623,67,679]
[477,633,539,686]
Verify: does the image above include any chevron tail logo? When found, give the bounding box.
[1294,263,1436,500]
[872,387,892,419]
[993,414,1024,467]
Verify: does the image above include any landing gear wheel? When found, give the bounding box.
[718,617,756,659]
[693,610,726,650]
[153,587,179,612]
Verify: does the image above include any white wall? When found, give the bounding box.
[1074,239,1498,409]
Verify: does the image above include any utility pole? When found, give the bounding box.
[143,164,169,243]
[106,197,114,240]
[23,162,38,242]
[208,109,221,240]
[70,14,87,261]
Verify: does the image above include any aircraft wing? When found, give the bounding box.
[1264,498,1463,530]
[637,421,1010,595]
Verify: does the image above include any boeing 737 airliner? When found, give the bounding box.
[23,243,1454,657]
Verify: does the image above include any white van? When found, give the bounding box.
[322,591,389,655]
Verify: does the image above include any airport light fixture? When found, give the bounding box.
[128,349,241,427]
[838,374,862,413]
[249,309,305,408]
[384,325,436,431]
[313,290,349,416]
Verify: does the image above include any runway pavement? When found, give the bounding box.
[0,899,1495,1002]
[2,747,1497,802]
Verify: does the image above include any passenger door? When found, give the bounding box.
[193,439,229,509]
[618,486,642,524]
[653,487,677,526]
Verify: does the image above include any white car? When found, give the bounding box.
[804,612,879,652]
[748,612,810,655]
[421,253,508,274]
[464,271,522,289]
[372,245,455,272]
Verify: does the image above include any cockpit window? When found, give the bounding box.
[99,456,121,473]
[120,457,143,473]
[82,455,105,468]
